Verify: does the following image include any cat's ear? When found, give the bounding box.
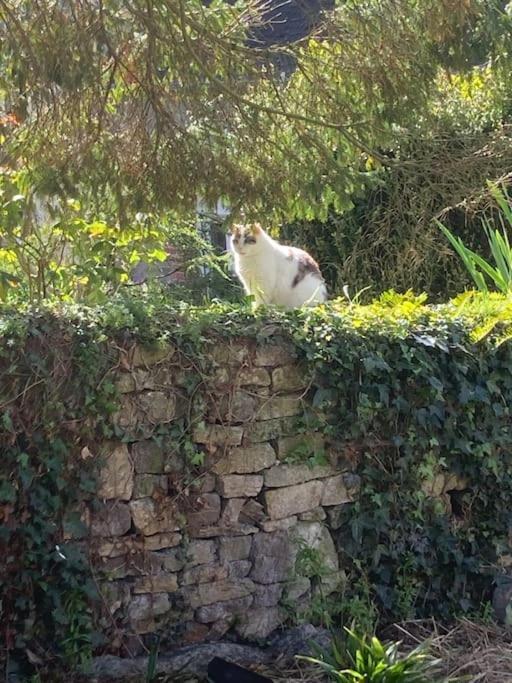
[251,223,262,236]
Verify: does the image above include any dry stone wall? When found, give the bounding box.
[80,338,361,652]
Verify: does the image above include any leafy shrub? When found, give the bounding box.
[438,185,512,296]
[299,629,444,683]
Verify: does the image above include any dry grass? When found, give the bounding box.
[385,618,512,682]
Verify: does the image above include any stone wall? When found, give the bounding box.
[80,338,361,653]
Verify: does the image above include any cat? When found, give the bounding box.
[230,223,327,308]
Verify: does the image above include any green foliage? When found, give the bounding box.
[298,629,444,683]
[438,185,512,296]
[0,168,232,304]
[2,289,512,671]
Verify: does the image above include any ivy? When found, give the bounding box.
[2,289,512,673]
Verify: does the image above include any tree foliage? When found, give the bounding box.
[1,0,506,222]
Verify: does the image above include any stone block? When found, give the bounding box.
[212,443,277,475]
[130,343,175,368]
[228,560,252,579]
[132,441,165,473]
[221,498,245,526]
[250,532,293,584]
[256,394,303,421]
[193,424,243,447]
[195,595,253,624]
[261,516,298,532]
[272,365,310,392]
[144,532,182,551]
[235,607,283,640]
[264,462,334,488]
[211,342,249,366]
[299,507,326,522]
[133,574,178,594]
[217,390,261,423]
[160,548,186,572]
[181,563,229,586]
[186,493,221,528]
[181,622,211,644]
[217,474,263,498]
[187,579,255,609]
[128,593,170,624]
[291,522,341,595]
[129,498,180,536]
[138,391,176,424]
[264,481,323,519]
[99,581,131,615]
[238,367,271,387]
[187,540,217,566]
[243,416,300,443]
[240,499,266,525]
[254,344,295,367]
[133,473,168,499]
[98,442,133,500]
[89,501,132,537]
[219,536,252,562]
[285,577,311,601]
[189,523,258,538]
[197,472,216,493]
[321,474,359,506]
[96,551,161,580]
[253,582,283,607]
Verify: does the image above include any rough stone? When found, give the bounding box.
[264,481,323,519]
[130,343,175,368]
[133,574,179,594]
[195,595,253,624]
[144,532,182,551]
[253,583,283,607]
[132,441,165,474]
[95,536,143,558]
[128,594,171,624]
[321,474,355,506]
[256,394,303,421]
[181,622,211,645]
[254,344,295,367]
[291,522,341,595]
[264,463,334,488]
[99,581,131,615]
[285,577,311,601]
[217,474,263,498]
[299,506,326,522]
[112,396,139,434]
[493,579,512,623]
[189,523,258,538]
[238,367,271,387]
[219,536,253,562]
[133,474,168,499]
[129,498,180,536]
[240,499,266,525]
[212,443,277,475]
[98,443,133,500]
[138,391,176,424]
[235,607,283,640]
[89,502,132,537]
[187,540,217,566]
[211,342,249,366]
[181,563,229,586]
[218,390,261,423]
[160,548,186,572]
[186,493,221,528]
[228,560,252,579]
[261,516,297,532]
[197,472,216,493]
[243,416,299,444]
[187,579,255,609]
[96,551,162,580]
[221,498,245,526]
[272,365,310,392]
[193,424,243,447]
[422,471,468,497]
[250,532,293,584]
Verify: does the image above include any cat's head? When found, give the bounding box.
[230,223,263,255]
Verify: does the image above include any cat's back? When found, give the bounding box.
[275,245,327,306]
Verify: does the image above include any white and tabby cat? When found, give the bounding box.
[231,223,327,308]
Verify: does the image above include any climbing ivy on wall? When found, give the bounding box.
[2,290,512,673]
